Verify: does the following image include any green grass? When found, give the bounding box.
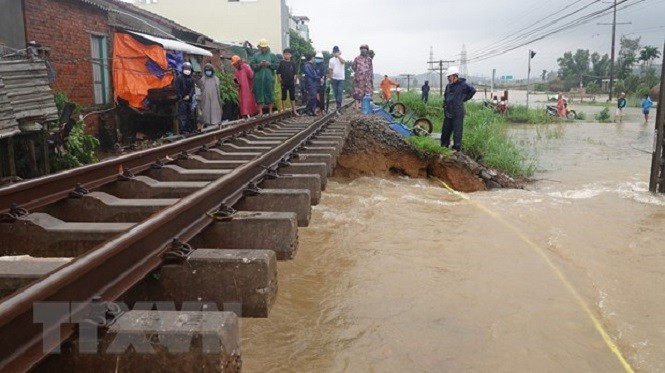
[395,92,536,178]
[406,136,454,157]
[505,105,561,124]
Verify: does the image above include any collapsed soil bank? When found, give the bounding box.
[333,115,523,192]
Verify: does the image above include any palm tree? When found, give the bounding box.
[639,46,661,68]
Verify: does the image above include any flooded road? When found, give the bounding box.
[241,118,665,372]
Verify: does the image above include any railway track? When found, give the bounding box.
[0,106,351,371]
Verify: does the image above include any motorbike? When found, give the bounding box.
[546,100,577,119]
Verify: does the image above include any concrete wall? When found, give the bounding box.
[137,0,288,52]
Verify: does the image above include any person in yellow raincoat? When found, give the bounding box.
[380,75,399,103]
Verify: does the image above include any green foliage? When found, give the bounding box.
[617,36,641,79]
[585,81,600,94]
[50,120,100,171]
[576,111,587,120]
[288,29,314,68]
[53,91,82,116]
[215,71,239,105]
[595,107,611,122]
[406,136,453,156]
[463,103,536,178]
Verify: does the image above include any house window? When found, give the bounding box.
[90,35,110,105]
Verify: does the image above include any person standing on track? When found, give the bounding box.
[175,61,196,134]
[197,63,223,128]
[352,44,373,111]
[277,48,298,115]
[328,46,346,110]
[440,66,476,152]
[303,53,320,116]
[232,55,257,119]
[250,39,279,115]
[315,52,327,114]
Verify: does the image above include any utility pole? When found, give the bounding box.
[598,0,631,102]
[400,74,414,91]
[649,40,665,193]
[428,59,455,96]
[526,50,536,110]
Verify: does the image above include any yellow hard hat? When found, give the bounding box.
[258,39,269,48]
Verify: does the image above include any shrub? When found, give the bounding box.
[595,107,611,122]
[215,71,239,105]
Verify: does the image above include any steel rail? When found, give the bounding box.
[0,112,291,215]
[0,110,339,371]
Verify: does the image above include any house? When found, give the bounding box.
[290,15,310,41]
[0,0,235,140]
[134,0,291,53]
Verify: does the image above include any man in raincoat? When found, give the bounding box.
[250,39,279,115]
[380,75,399,103]
[440,66,476,152]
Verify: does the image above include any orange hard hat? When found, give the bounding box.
[231,55,241,64]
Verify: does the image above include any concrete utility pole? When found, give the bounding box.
[428,59,455,96]
[526,50,536,110]
[598,0,631,101]
[400,74,414,91]
[649,41,665,193]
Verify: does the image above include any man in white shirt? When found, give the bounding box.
[328,46,346,110]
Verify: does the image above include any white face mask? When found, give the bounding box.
[183,69,192,76]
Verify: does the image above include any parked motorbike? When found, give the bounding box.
[546,101,576,119]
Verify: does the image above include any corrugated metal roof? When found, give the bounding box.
[0,76,19,139]
[0,60,58,126]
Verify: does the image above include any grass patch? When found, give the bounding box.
[406,136,453,157]
[505,105,561,124]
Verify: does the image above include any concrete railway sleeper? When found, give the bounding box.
[0,103,352,371]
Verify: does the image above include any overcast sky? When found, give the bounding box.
[287,0,665,79]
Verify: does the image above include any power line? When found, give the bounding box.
[468,0,597,59]
[468,0,648,64]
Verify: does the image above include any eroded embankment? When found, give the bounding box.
[334,115,523,192]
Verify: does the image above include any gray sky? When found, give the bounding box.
[287,0,665,79]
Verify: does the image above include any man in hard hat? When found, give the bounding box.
[250,39,279,115]
[440,66,476,152]
[314,51,327,114]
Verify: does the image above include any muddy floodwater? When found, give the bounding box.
[241,114,665,372]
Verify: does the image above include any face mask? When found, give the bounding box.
[205,70,213,77]
[315,58,322,64]
[183,69,192,76]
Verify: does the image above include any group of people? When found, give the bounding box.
[615,92,654,124]
[175,40,479,153]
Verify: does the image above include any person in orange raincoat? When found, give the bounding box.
[556,92,566,117]
[380,75,399,102]
[232,55,257,118]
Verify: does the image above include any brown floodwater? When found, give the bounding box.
[241,118,665,372]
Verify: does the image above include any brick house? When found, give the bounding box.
[1,0,234,139]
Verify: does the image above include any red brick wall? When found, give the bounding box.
[23,0,111,134]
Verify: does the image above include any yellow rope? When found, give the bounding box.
[430,176,634,373]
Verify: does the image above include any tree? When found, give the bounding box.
[590,52,610,85]
[541,69,547,81]
[557,49,590,90]
[639,45,661,68]
[617,36,641,79]
[288,29,314,71]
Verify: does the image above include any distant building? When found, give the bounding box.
[290,15,310,41]
[135,0,291,52]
